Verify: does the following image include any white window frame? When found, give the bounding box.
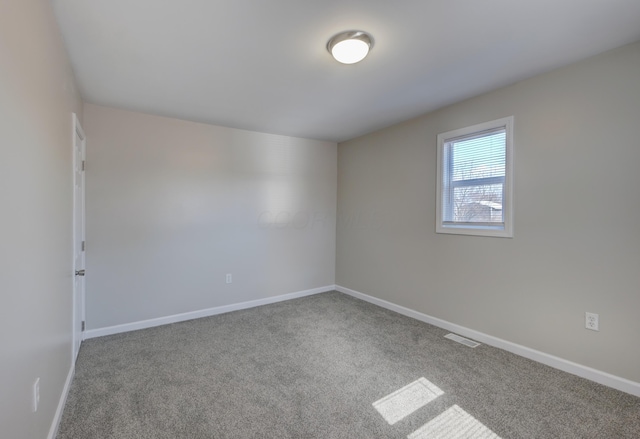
[435,116,514,238]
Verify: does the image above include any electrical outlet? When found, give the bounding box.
[226,273,232,284]
[585,312,599,331]
[32,378,40,412]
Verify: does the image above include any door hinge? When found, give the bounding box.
[82,160,85,171]
[81,321,85,331]
[81,240,85,251]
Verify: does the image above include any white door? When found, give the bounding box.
[72,113,86,361]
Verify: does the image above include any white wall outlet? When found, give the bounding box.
[32,378,40,412]
[585,312,599,331]
[226,273,232,284]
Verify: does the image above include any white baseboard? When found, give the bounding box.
[85,285,336,339]
[47,362,75,439]
[335,284,640,398]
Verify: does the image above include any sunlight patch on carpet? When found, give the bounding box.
[408,404,501,439]
[372,377,444,425]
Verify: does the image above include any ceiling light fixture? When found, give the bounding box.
[327,30,374,65]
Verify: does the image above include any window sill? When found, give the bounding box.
[436,224,513,238]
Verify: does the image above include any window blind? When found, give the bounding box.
[442,127,506,225]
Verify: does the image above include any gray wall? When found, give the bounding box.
[336,42,640,383]
[0,1,83,438]
[84,104,337,329]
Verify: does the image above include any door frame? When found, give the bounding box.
[72,112,86,362]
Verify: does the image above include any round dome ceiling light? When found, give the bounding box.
[327,30,374,64]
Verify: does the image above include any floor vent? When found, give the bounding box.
[444,333,481,348]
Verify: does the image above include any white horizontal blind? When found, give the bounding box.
[442,127,506,226]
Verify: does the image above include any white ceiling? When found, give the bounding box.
[52,0,640,143]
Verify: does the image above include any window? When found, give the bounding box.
[436,116,513,237]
